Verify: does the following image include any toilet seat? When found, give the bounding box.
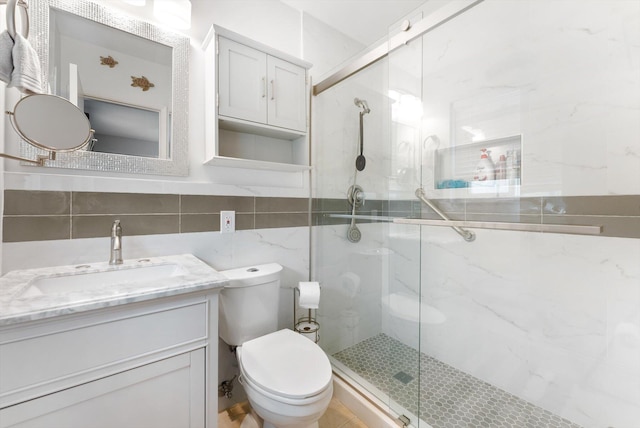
[239,329,332,400]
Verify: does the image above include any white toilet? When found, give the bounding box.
[219,264,333,428]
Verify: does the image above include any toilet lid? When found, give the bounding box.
[240,329,332,399]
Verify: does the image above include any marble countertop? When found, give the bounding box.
[0,254,227,326]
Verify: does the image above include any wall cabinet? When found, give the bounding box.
[204,25,312,171]
[218,37,306,133]
[0,293,218,428]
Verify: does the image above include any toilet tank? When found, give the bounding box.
[218,263,283,346]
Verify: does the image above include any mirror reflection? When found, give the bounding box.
[49,8,172,159]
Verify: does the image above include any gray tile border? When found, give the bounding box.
[543,195,640,217]
[236,213,256,231]
[180,195,255,214]
[4,191,640,242]
[72,214,180,238]
[256,197,308,213]
[4,190,71,216]
[180,213,220,233]
[72,192,180,215]
[3,216,71,242]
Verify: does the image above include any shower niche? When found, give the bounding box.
[202,25,312,172]
[433,134,523,193]
[431,90,524,193]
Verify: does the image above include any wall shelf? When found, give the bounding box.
[218,116,306,141]
[204,156,311,172]
[434,135,522,190]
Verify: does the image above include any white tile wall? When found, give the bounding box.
[313,1,640,427]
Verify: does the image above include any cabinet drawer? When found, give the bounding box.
[0,302,207,396]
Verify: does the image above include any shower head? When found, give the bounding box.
[354,98,370,114]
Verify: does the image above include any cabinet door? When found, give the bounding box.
[0,350,205,428]
[218,37,268,124]
[267,56,307,132]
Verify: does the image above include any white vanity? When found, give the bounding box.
[0,254,226,428]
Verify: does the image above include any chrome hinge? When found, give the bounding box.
[398,415,410,427]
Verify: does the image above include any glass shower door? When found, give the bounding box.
[311,35,423,423]
[384,14,425,427]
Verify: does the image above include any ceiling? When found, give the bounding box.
[280,0,426,47]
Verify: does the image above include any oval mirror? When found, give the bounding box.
[9,94,94,152]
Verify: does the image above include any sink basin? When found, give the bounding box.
[20,263,188,298]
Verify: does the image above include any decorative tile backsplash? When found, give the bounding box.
[3,191,309,242]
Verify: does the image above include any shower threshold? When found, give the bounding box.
[332,334,581,428]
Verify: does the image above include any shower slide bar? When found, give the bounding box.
[313,0,484,95]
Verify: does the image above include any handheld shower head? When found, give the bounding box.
[354,98,370,114]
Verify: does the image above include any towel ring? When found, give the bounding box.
[5,0,29,39]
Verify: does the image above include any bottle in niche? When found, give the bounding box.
[506,150,521,184]
[495,154,507,180]
[473,148,495,181]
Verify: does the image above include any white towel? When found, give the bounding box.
[9,32,43,94]
[0,31,13,85]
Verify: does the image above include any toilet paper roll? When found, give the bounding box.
[298,281,320,309]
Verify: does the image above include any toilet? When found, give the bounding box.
[219,264,333,428]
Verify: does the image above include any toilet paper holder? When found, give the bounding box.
[294,286,320,343]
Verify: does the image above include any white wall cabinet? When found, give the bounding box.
[0,293,218,428]
[204,26,312,171]
[218,37,306,133]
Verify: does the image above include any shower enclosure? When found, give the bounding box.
[312,1,640,427]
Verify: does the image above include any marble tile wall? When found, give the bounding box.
[311,1,640,427]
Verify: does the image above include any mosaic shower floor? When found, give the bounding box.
[332,334,581,428]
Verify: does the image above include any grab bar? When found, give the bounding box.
[409,188,602,237]
[393,218,602,236]
[415,188,475,242]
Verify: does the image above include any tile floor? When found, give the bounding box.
[333,334,581,428]
[218,397,368,428]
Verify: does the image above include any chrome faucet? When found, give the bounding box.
[109,220,123,265]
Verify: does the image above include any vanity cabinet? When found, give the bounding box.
[203,25,312,171]
[0,292,218,428]
[1,350,204,428]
